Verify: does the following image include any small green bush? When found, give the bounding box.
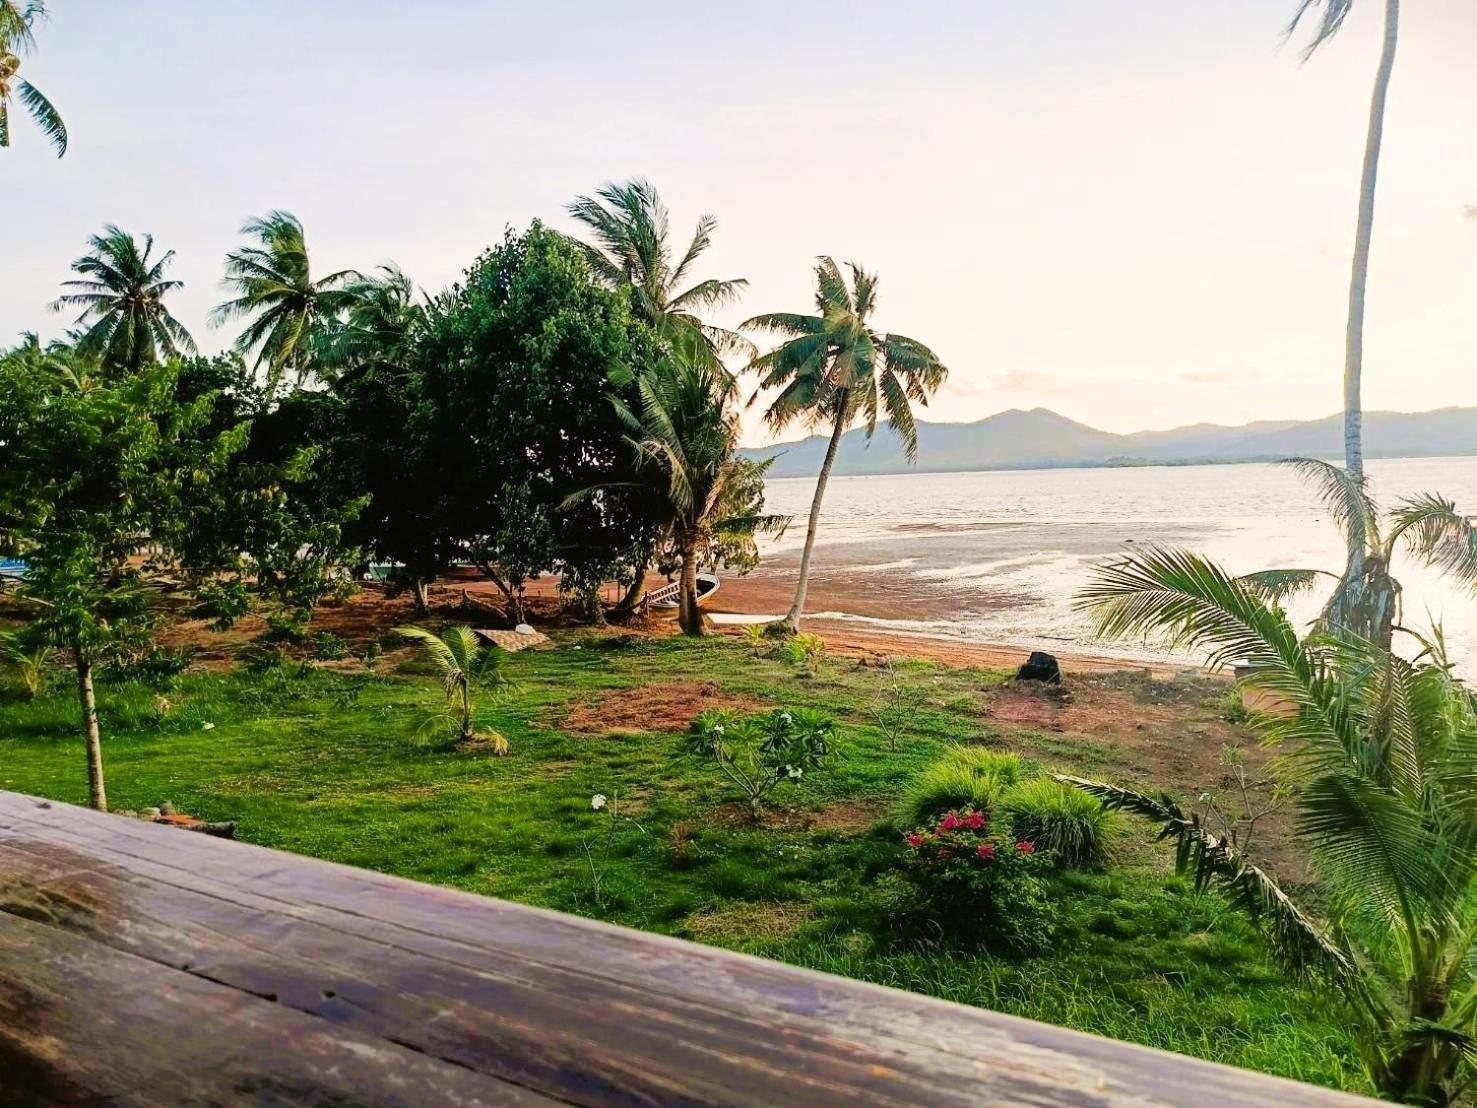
[896,747,1024,827]
[310,631,348,661]
[1001,778,1115,869]
[685,706,837,816]
[888,809,1054,951]
[776,632,825,672]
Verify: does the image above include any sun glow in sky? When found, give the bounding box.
[3,0,1475,444]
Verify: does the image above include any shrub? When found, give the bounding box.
[896,747,1024,828]
[1001,778,1114,869]
[776,632,825,672]
[310,631,348,661]
[1,630,54,700]
[685,707,837,816]
[890,810,1053,951]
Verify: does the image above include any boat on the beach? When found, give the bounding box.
[648,572,721,608]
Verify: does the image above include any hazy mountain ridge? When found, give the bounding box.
[742,406,1477,478]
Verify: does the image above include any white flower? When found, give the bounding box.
[591,793,607,811]
[780,711,793,724]
[786,765,803,780]
[201,722,216,731]
[712,724,725,735]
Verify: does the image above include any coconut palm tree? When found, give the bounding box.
[318,264,426,380]
[397,625,511,753]
[566,179,751,373]
[1072,546,1477,1105]
[609,358,786,635]
[211,211,358,396]
[1239,458,1477,650]
[1288,0,1399,484]
[0,1,65,156]
[744,258,947,631]
[49,226,196,373]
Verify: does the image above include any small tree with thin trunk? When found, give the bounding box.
[0,344,351,810]
[744,258,946,632]
[0,354,241,810]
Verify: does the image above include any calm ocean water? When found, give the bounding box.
[759,457,1477,673]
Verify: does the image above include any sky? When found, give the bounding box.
[3,1,1475,445]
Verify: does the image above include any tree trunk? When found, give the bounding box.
[459,676,473,743]
[678,548,705,636]
[411,579,429,616]
[1322,551,1398,651]
[75,650,107,812]
[1342,0,1400,484]
[784,403,849,631]
[613,563,649,614]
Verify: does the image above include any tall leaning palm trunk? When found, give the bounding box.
[1338,0,1399,484]
[787,400,849,628]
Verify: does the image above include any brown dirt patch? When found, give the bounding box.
[683,901,814,944]
[562,681,764,736]
[986,684,1068,729]
[979,671,1306,881]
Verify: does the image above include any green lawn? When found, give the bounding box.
[0,631,1367,1095]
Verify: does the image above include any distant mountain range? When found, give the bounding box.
[740,407,1477,478]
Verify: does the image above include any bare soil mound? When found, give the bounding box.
[563,681,764,735]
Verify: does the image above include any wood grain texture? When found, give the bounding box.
[0,791,1373,1106]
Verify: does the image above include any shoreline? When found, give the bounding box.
[703,572,1200,679]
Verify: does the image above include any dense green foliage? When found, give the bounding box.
[0,347,345,807]
[0,634,1366,1094]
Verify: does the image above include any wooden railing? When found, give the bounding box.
[0,791,1372,1106]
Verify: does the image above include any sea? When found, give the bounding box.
[757,456,1477,675]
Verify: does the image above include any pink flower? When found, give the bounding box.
[1016,841,1035,854]
[939,812,959,832]
[977,843,997,861]
[906,833,925,849]
[964,810,985,831]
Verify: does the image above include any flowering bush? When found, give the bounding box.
[685,707,836,816]
[890,809,1053,951]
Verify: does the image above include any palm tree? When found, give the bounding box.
[211,211,357,396]
[49,227,196,373]
[1288,0,1398,484]
[1072,546,1477,1105]
[0,1,65,156]
[610,359,786,635]
[744,258,947,631]
[1240,458,1477,650]
[566,179,751,373]
[318,264,426,380]
[397,625,510,753]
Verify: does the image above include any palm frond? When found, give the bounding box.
[1239,568,1337,604]
[1287,0,1356,61]
[1283,457,1378,553]
[1060,776,1357,983]
[16,78,65,155]
[1389,494,1477,591]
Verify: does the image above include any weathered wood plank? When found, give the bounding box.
[0,791,1373,1106]
[0,910,557,1106]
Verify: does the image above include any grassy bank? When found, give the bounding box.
[0,630,1365,1095]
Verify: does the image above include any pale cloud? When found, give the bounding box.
[1464,204,1477,221]
[1178,369,1267,385]
[989,370,1069,395]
